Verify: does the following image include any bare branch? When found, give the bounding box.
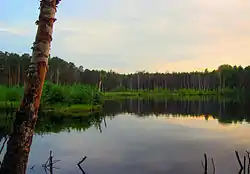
[78,156,87,166]
[204,154,208,174]
[236,151,243,169]
[211,158,216,174]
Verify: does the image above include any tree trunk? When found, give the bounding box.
[8,67,11,87]
[98,80,102,92]
[0,1,60,173]
[17,62,20,86]
[56,68,60,85]
[137,74,140,90]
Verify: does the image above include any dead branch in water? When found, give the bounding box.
[211,157,215,174]
[77,156,87,174]
[42,151,60,174]
[236,151,244,171]
[244,156,246,174]
[201,153,208,174]
[246,151,250,174]
[49,151,53,174]
[0,137,8,155]
[0,136,8,167]
[77,156,87,166]
[201,151,250,174]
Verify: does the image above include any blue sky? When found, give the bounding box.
[1,0,250,73]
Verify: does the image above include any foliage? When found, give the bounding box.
[1,51,250,93]
[103,87,246,100]
[0,82,102,107]
[35,111,103,134]
[0,86,23,102]
[41,82,101,105]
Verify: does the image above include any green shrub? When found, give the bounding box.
[92,93,102,105]
[40,82,101,105]
[42,84,66,104]
[5,90,21,101]
[68,85,92,104]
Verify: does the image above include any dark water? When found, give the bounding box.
[1,99,250,174]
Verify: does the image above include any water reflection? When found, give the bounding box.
[1,98,250,174]
[103,99,250,124]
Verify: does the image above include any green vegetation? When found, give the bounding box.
[0,82,103,113]
[2,51,250,94]
[41,81,102,105]
[1,51,250,103]
[0,83,245,109]
[35,111,104,134]
[43,104,102,117]
[0,85,23,102]
[103,87,245,101]
[0,110,105,135]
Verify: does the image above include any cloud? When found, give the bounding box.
[0,27,29,36]
[1,0,250,72]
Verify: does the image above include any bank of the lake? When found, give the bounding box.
[0,101,102,117]
[2,98,250,174]
[0,82,103,114]
[103,88,246,101]
[42,104,102,117]
[0,84,247,113]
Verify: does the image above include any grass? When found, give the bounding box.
[0,102,102,118]
[0,101,20,110]
[0,82,103,114]
[0,85,23,102]
[0,83,245,112]
[103,88,244,101]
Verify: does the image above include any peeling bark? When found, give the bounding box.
[0,0,60,173]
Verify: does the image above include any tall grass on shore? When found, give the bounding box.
[0,82,102,106]
[41,81,101,105]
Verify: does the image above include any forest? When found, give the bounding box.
[1,1,250,173]
[1,51,250,92]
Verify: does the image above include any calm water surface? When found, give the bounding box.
[2,99,250,174]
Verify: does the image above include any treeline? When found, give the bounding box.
[1,51,250,91]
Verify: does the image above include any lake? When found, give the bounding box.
[1,99,250,174]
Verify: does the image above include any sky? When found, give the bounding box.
[1,0,250,73]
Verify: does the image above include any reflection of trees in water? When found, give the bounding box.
[102,99,250,124]
[36,111,108,134]
[0,111,110,137]
[0,99,250,173]
[0,111,106,173]
[0,99,249,137]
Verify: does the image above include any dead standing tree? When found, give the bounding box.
[0,0,61,173]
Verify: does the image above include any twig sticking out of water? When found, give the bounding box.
[30,165,35,172]
[211,157,215,174]
[0,136,8,167]
[244,156,247,174]
[77,156,87,174]
[78,156,87,166]
[49,151,53,174]
[103,116,107,128]
[246,151,250,174]
[236,151,244,172]
[42,150,60,174]
[0,136,8,155]
[201,153,208,174]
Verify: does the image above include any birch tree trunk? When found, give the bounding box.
[0,0,60,173]
[98,80,102,92]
